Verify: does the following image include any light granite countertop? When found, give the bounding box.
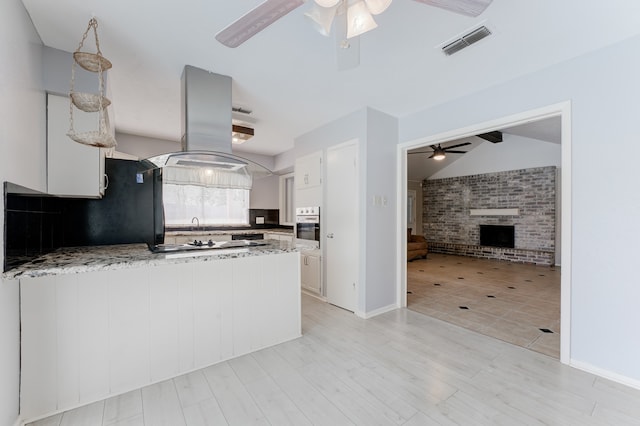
[3,240,300,279]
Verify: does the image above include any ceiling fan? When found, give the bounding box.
[409,142,471,160]
[215,0,493,68]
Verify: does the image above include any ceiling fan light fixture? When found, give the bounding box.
[305,2,339,36]
[346,0,378,38]
[363,0,392,15]
[232,124,254,145]
[314,0,341,7]
[433,146,446,160]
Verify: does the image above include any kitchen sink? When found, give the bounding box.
[149,240,267,253]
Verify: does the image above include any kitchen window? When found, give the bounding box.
[163,183,250,226]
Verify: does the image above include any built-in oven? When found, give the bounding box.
[296,206,320,248]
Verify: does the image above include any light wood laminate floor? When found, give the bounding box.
[28,294,640,426]
[408,253,560,358]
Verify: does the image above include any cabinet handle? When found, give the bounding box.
[103,173,109,191]
[327,233,334,239]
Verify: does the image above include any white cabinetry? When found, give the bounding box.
[295,151,322,189]
[47,94,105,198]
[20,253,301,421]
[301,250,321,294]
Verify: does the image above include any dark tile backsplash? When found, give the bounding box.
[249,209,280,227]
[4,193,287,272]
[4,188,64,272]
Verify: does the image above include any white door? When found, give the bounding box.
[325,141,358,312]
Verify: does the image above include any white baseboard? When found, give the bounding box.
[571,359,640,391]
[301,289,326,301]
[359,303,398,319]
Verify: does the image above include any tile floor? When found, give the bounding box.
[407,252,560,358]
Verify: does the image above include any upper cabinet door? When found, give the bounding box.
[294,151,322,189]
[47,94,106,198]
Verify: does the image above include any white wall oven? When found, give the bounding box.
[295,206,320,248]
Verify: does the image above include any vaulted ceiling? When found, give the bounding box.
[21,0,640,156]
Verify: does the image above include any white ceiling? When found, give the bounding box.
[20,0,640,156]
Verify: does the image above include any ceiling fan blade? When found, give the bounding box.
[412,0,492,17]
[443,150,467,154]
[216,0,304,48]
[335,10,360,70]
[408,151,435,155]
[428,153,436,159]
[442,141,472,150]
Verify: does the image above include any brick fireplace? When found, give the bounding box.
[423,166,556,265]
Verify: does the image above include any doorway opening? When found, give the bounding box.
[396,102,571,364]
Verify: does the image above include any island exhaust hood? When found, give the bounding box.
[146,66,271,189]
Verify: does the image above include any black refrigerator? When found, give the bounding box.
[63,158,164,247]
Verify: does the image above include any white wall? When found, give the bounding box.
[400,33,640,385]
[280,108,399,315]
[364,109,398,313]
[250,174,279,209]
[0,0,45,424]
[115,132,180,159]
[430,134,561,179]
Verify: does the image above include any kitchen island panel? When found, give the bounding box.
[21,278,58,418]
[108,267,151,395]
[178,276,195,373]
[193,259,232,368]
[232,256,262,356]
[19,250,301,423]
[262,252,301,345]
[77,272,110,404]
[149,264,183,382]
[56,276,80,409]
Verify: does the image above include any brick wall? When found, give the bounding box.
[423,166,556,264]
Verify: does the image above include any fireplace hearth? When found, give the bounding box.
[480,225,515,248]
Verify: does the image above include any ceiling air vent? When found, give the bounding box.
[232,106,252,115]
[442,25,491,56]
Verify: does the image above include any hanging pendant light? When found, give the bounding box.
[305,2,340,36]
[363,0,392,15]
[314,0,341,6]
[346,0,378,38]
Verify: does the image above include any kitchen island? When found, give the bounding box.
[7,241,301,422]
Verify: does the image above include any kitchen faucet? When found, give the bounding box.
[192,216,200,229]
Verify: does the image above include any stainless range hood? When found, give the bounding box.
[146,66,271,188]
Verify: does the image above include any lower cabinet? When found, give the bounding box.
[19,252,301,421]
[301,251,321,294]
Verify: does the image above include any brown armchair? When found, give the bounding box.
[407,228,428,261]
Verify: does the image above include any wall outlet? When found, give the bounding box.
[256,216,265,224]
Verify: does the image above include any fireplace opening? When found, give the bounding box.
[480,225,515,248]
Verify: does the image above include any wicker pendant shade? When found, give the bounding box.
[67,18,116,148]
